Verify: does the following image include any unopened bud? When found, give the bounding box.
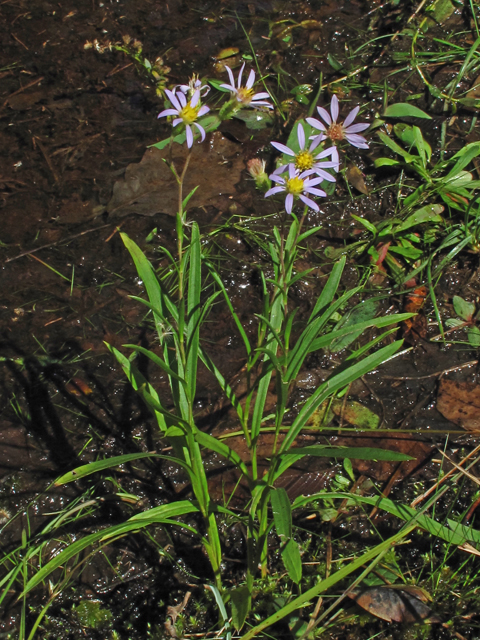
[247,158,271,192]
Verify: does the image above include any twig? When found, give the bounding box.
[33,136,59,183]
[5,224,112,263]
[411,444,480,508]
[3,76,44,106]
[11,32,28,50]
[382,360,478,381]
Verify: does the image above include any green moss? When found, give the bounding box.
[73,600,112,630]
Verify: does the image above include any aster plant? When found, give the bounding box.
[306,94,369,149]
[158,88,210,148]
[271,122,340,180]
[219,62,273,120]
[265,165,327,214]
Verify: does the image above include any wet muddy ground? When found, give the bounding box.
[1,0,480,638]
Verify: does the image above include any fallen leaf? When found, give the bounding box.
[107,132,245,217]
[403,285,428,343]
[65,377,93,396]
[307,398,381,430]
[348,585,441,624]
[437,379,480,432]
[346,165,369,195]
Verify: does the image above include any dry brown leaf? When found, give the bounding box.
[348,585,441,624]
[437,379,480,432]
[107,132,244,217]
[346,165,369,195]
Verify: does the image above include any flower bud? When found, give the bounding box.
[247,158,271,192]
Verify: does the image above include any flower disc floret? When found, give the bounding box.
[286,176,304,196]
[158,88,210,148]
[306,95,369,149]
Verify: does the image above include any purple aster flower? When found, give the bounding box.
[306,95,369,149]
[158,88,210,148]
[177,74,210,99]
[265,165,327,214]
[220,63,273,109]
[271,123,339,180]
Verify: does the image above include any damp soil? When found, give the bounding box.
[1,0,480,638]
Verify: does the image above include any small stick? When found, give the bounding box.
[3,76,44,106]
[382,360,478,381]
[11,33,29,50]
[5,223,111,263]
[33,136,60,183]
[411,444,480,508]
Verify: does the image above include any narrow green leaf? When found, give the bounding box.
[185,223,202,403]
[282,538,302,584]
[240,525,416,640]
[230,585,251,631]
[23,501,199,595]
[280,341,402,454]
[182,186,199,210]
[271,488,292,538]
[351,214,377,235]
[54,452,190,485]
[383,103,432,119]
[393,204,444,234]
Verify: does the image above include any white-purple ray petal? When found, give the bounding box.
[194,122,206,142]
[304,176,324,187]
[312,157,340,169]
[237,62,245,89]
[186,125,193,148]
[246,68,255,89]
[177,92,187,108]
[273,163,291,175]
[172,117,183,127]
[270,173,287,184]
[297,123,305,149]
[330,95,339,122]
[271,141,295,156]
[285,193,294,214]
[165,89,182,112]
[158,108,178,118]
[190,90,200,108]
[345,133,369,149]
[288,164,297,179]
[309,134,325,151]
[313,169,336,182]
[225,65,235,89]
[316,106,332,126]
[220,82,236,92]
[306,117,327,132]
[252,92,270,100]
[345,122,370,133]
[299,195,319,211]
[250,99,273,108]
[343,106,360,128]
[265,186,285,198]
[197,105,210,117]
[305,187,327,197]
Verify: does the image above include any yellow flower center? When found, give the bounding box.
[327,123,345,142]
[295,150,314,171]
[180,103,198,125]
[236,87,254,105]
[286,176,304,196]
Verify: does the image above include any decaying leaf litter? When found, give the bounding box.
[1,0,480,638]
